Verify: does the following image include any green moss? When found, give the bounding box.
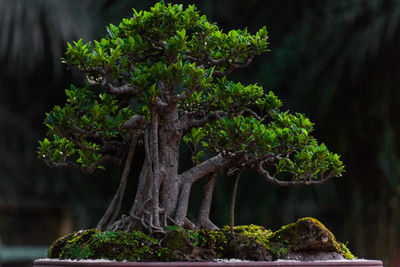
[48,217,355,262]
[61,243,94,259]
[186,230,201,247]
[162,228,193,256]
[88,230,171,261]
[59,229,100,259]
[267,217,346,259]
[49,229,99,259]
[224,224,272,247]
[196,225,273,260]
[198,228,228,257]
[48,232,76,258]
[338,242,355,260]
[50,229,172,261]
[267,243,289,259]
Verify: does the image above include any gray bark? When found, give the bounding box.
[150,110,161,228]
[196,173,218,230]
[179,154,228,184]
[174,182,192,226]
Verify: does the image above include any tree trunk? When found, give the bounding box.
[159,106,182,218]
[102,106,230,233]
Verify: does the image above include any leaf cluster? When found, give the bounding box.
[185,105,344,180]
[61,1,269,103]
[38,85,134,171]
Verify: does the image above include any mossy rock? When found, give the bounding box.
[48,231,81,258]
[215,225,272,261]
[225,227,273,261]
[161,227,194,260]
[47,217,354,262]
[268,217,354,260]
[228,224,273,247]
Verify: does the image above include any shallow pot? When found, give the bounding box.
[33,259,383,267]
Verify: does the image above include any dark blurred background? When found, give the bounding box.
[0,0,399,266]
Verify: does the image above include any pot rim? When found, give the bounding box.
[33,258,383,267]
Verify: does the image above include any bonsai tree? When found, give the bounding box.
[38,1,344,234]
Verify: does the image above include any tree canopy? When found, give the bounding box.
[38,1,344,234]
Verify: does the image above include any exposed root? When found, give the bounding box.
[184,218,196,230]
[196,218,219,231]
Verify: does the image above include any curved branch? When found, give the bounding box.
[44,154,121,174]
[121,115,146,130]
[183,50,227,67]
[180,110,227,131]
[257,162,334,187]
[68,64,139,96]
[66,117,101,139]
[62,118,127,154]
[213,54,256,78]
[178,154,229,184]
[100,75,139,96]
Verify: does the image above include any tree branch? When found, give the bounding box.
[100,75,139,96]
[173,83,200,102]
[180,110,227,131]
[43,154,121,174]
[178,154,229,184]
[257,162,334,187]
[213,54,255,78]
[121,115,146,130]
[68,64,139,96]
[65,117,101,139]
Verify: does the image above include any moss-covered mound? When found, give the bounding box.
[48,217,354,261]
[48,229,172,261]
[267,217,354,260]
